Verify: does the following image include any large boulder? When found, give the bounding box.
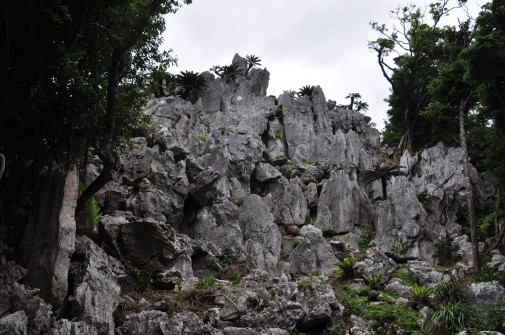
[467,281,505,308]
[65,236,121,335]
[289,225,337,276]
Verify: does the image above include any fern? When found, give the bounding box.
[79,182,102,233]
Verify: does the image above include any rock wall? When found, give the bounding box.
[2,54,501,334]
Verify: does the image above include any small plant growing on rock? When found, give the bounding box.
[358,222,374,252]
[434,282,467,304]
[274,130,283,140]
[195,275,217,289]
[338,257,356,280]
[428,303,480,334]
[274,104,284,118]
[363,270,382,290]
[197,135,207,142]
[411,283,433,305]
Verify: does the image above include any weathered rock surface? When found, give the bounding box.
[18,165,78,308]
[467,281,505,307]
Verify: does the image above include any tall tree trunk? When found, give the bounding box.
[459,94,480,272]
[405,106,415,153]
[381,177,388,200]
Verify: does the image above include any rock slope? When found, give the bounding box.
[1,54,503,335]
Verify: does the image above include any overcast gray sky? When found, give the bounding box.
[163,0,483,130]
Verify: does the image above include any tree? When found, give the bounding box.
[0,0,191,236]
[244,54,262,77]
[297,85,315,98]
[359,165,404,200]
[369,1,465,152]
[355,101,370,112]
[346,93,361,110]
[77,0,192,212]
[175,71,207,103]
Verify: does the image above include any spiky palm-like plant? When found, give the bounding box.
[359,165,404,200]
[175,71,207,103]
[346,92,362,110]
[211,64,243,83]
[244,54,262,76]
[297,85,315,98]
[355,101,369,112]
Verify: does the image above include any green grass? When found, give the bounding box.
[428,303,480,333]
[434,282,467,304]
[195,275,218,289]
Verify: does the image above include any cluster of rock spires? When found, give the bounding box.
[1,54,504,334]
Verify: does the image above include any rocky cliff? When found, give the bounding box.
[1,54,504,335]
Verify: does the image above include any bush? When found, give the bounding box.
[434,234,460,266]
[434,282,467,304]
[358,223,374,252]
[474,266,505,287]
[429,303,480,334]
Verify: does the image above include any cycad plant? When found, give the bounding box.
[244,54,262,76]
[338,257,356,280]
[297,85,315,98]
[175,71,207,103]
[211,64,243,83]
[363,270,382,290]
[359,165,404,200]
[411,283,434,305]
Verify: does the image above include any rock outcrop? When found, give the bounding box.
[1,54,500,335]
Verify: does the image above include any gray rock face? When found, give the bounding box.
[355,249,397,282]
[49,320,98,335]
[316,170,369,234]
[467,281,505,307]
[66,236,121,335]
[0,311,28,335]
[373,176,427,258]
[407,260,450,286]
[238,195,281,272]
[384,278,412,299]
[101,214,194,277]
[18,165,78,307]
[289,225,337,276]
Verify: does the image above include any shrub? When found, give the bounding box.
[411,283,433,305]
[274,105,284,118]
[358,223,374,252]
[195,275,217,289]
[429,303,480,333]
[474,266,505,287]
[434,234,460,266]
[434,282,467,304]
[338,258,356,280]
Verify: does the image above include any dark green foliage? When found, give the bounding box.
[358,223,374,252]
[244,54,262,76]
[434,282,467,304]
[338,258,356,280]
[211,63,243,83]
[79,183,101,233]
[429,303,481,334]
[486,302,505,332]
[411,283,434,305]
[339,288,420,333]
[359,165,404,200]
[195,275,218,289]
[363,270,382,290]
[433,234,460,266]
[175,71,207,103]
[135,269,155,292]
[297,85,315,98]
[474,266,505,287]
